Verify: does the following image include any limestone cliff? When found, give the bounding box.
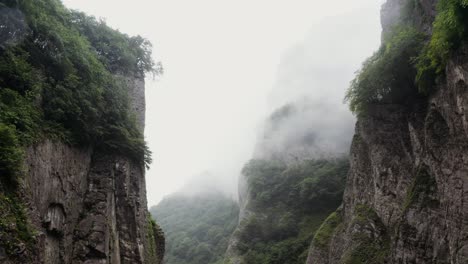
[306,0,468,263]
[2,77,164,264]
[0,1,164,263]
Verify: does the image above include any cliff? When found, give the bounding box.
[22,77,159,264]
[306,0,468,263]
[224,10,386,263]
[0,1,164,263]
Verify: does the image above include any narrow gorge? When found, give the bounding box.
[1,0,468,263]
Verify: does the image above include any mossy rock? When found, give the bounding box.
[403,165,439,211]
[341,205,390,264]
[313,211,343,249]
[0,192,35,259]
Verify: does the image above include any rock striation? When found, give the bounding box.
[5,76,164,264]
[306,0,468,263]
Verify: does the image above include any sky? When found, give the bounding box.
[62,0,385,206]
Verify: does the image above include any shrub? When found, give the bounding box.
[347,1,468,114]
[0,0,156,167]
[415,0,468,92]
[0,124,23,187]
[345,27,425,115]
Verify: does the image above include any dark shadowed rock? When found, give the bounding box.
[306,1,468,263]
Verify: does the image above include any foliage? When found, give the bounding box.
[0,191,35,259]
[236,213,329,264]
[244,159,348,212]
[312,211,342,249]
[234,158,349,264]
[0,124,23,187]
[150,192,239,264]
[415,0,468,92]
[146,215,165,262]
[0,0,155,168]
[0,2,155,259]
[403,165,439,210]
[347,0,468,114]
[69,11,156,75]
[345,26,425,115]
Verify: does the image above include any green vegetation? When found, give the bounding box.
[234,158,349,264]
[403,165,439,210]
[312,211,342,249]
[0,124,24,188]
[0,192,35,260]
[416,0,468,91]
[150,192,239,264]
[0,0,156,259]
[342,205,390,264]
[146,215,165,262]
[244,159,348,212]
[346,0,468,115]
[345,26,425,115]
[343,238,389,264]
[70,11,156,76]
[0,0,155,171]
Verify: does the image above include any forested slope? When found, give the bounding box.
[151,192,239,264]
[225,158,349,264]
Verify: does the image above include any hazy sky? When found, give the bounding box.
[62,0,384,206]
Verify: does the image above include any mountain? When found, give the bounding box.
[225,158,349,264]
[151,191,239,264]
[306,0,468,263]
[0,1,163,263]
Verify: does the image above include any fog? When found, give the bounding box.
[255,11,384,163]
[62,0,384,206]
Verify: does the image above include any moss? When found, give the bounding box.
[342,205,390,264]
[312,211,342,249]
[342,238,390,264]
[146,215,165,264]
[403,165,438,211]
[353,204,381,224]
[0,192,35,258]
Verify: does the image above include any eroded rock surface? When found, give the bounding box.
[13,77,164,264]
[306,1,468,263]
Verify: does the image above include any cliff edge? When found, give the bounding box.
[0,1,164,263]
[306,0,468,263]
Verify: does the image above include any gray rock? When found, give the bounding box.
[306,1,468,263]
[9,76,164,264]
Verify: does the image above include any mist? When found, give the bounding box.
[61,0,384,206]
[255,11,383,163]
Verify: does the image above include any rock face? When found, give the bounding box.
[306,0,468,263]
[16,76,164,264]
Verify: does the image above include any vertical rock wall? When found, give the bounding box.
[306,0,468,263]
[19,77,164,264]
